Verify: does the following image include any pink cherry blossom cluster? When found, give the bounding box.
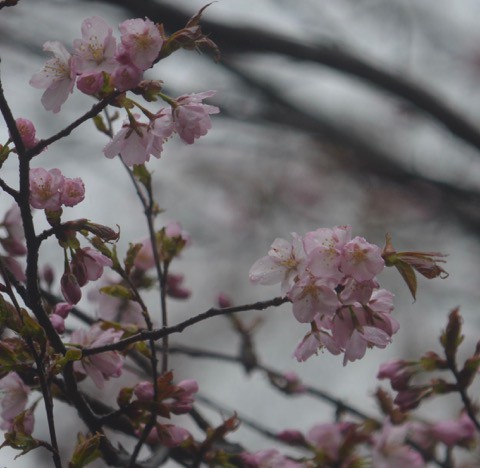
[249,226,398,364]
[29,167,85,211]
[30,15,219,167]
[29,16,163,112]
[103,90,219,166]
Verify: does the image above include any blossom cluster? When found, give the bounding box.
[29,167,85,211]
[250,226,397,364]
[30,16,219,167]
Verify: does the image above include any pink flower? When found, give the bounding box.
[288,275,340,323]
[29,167,65,211]
[249,233,306,294]
[72,16,117,74]
[172,91,219,144]
[111,61,143,92]
[431,413,476,447]
[293,327,341,362]
[71,325,124,389]
[104,114,173,166]
[50,313,65,334]
[303,226,351,282]
[88,277,145,326]
[168,379,198,415]
[118,18,163,70]
[372,421,424,468]
[14,118,38,150]
[134,381,154,402]
[307,422,356,461]
[71,247,112,286]
[340,236,384,281]
[0,372,30,424]
[166,273,191,299]
[61,177,85,207]
[29,41,76,113]
[133,238,156,271]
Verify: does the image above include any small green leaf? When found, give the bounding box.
[92,115,109,136]
[99,285,133,300]
[69,432,103,468]
[124,243,142,276]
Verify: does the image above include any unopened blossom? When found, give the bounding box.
[14,118,38,150]
[172,91,219,144]
[50,313,65,334]
[71,325,124,389]
[30,41,76,113]
[118,18,163,70]
[431,412,476,447]
[0,372,30,427]
[61,270,82,304]
[61,177,85,207]
[249,233,306,294]
[29,167,65,211]
[111,61,142,92]
[76,72,104,95]
[72,16,117,74]
[340,236,384,281]
[166,273,191,299]
[372,421,424,468]
[168,379,198,415]
[377,359,415,391]
[71,247,112,287]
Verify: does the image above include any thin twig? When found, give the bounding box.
[82,296,290,356]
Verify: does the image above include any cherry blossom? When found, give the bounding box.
[0,372,31,429]
[372,421,424,468]
[29,41,76,113]
[71,325,124,389]
[340,236,385,281]
[431,412,476,447]
[118,18,163,70]
[104,114,173,166]
[61,177,85,207]
[14,118,38,149]
[29,167,65,211]
[72,16,117,75]
[249,233,306,293]
[172,91,220,144]
[70,247,112,286]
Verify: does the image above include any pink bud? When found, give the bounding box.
[61,272,82,304]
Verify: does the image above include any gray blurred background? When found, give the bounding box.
[1,0,480,465]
